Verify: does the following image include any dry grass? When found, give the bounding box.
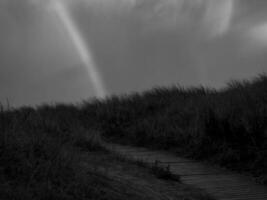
[0,104,213,199]
[80,74,267,184]
[1,74,266,199]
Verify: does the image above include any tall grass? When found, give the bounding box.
[80,74,267,182]
[0,103,107,199]
[1,74,267,186]
[0,101,213,200]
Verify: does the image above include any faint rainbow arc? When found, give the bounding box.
[53,1,106,98]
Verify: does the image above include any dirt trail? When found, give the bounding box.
[107,144,267,200]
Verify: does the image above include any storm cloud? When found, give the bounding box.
[1,0,267,106]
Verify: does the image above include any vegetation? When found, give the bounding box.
[1,74,266,199]
[0,103,213,199]
[80,74,267,184]
[151,161,180,181]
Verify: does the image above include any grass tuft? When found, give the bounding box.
[151,161,180,182]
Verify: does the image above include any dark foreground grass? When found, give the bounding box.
[1,74,266,199]
[0,105,213,200]
[79,74,267,184]
[0,106,104,200]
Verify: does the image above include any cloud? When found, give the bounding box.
[245,22,267,49]
[0,0,237,39]
[119,0,235,39]
[0,0,88,106]
[202,0,234,37]
[1,0,267,106]
[22,0,232,41]
[228,1,267,50]
[253,23,267,43]
[0,0,39,25]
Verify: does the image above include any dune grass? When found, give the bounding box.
[1,74,266,199]
[0,104,105,200]
[0,103,213,200]
[80,74,267,184]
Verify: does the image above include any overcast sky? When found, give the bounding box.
[1,0,267,106]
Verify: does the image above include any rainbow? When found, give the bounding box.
[53,0,106,98]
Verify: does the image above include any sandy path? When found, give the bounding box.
[107,144,267,200]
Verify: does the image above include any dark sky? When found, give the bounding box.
[1,0,267,107]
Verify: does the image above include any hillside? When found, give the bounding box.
[1,74,267,199]
[80,74,267,184]
[0,104,213,200]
